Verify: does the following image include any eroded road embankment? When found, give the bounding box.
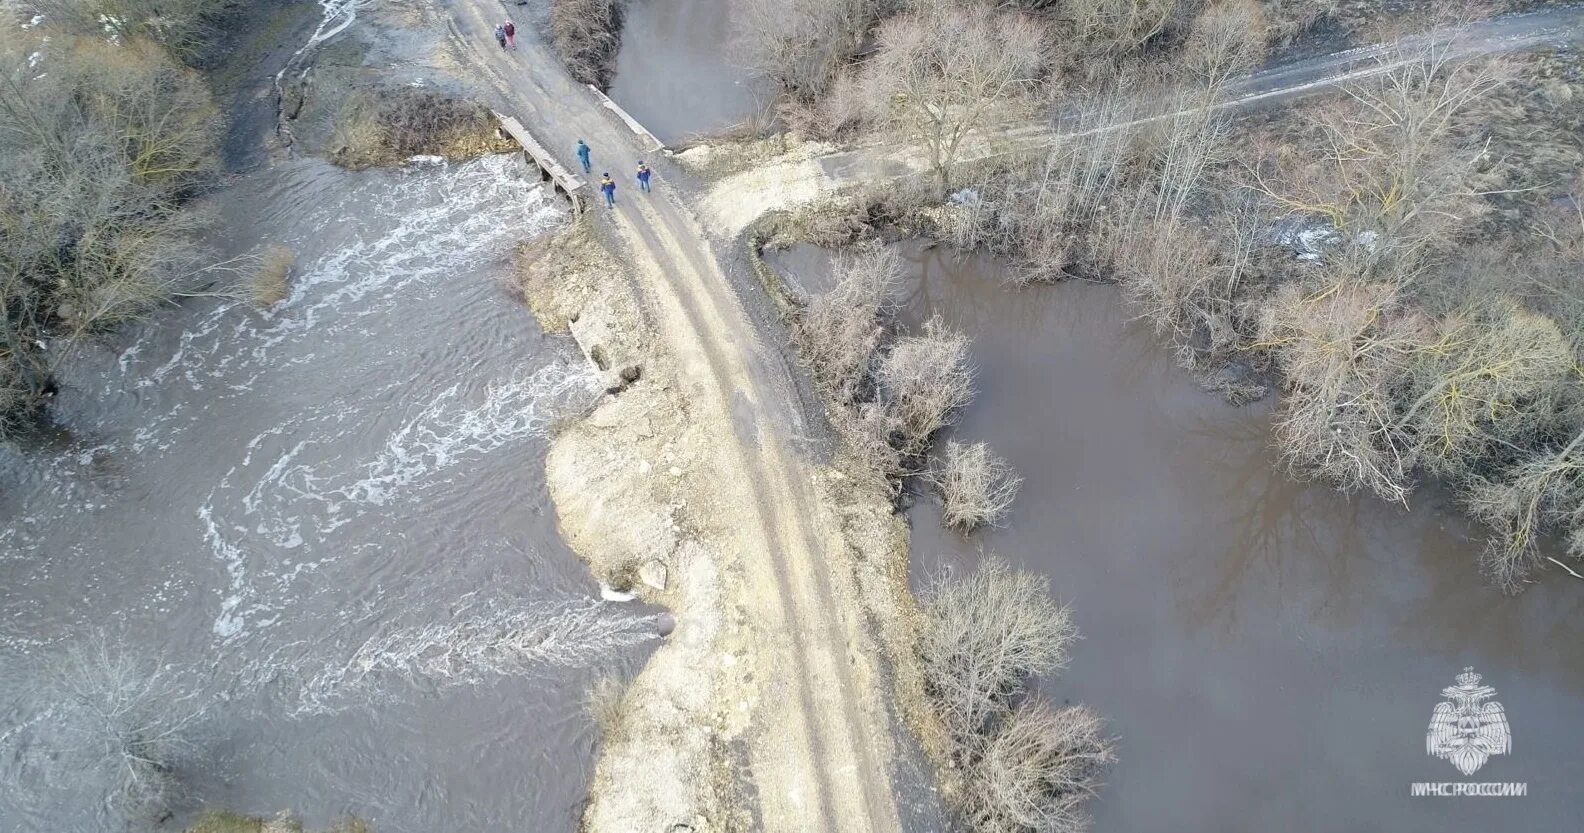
[436,2,920,832]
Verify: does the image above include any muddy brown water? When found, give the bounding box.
[769,242,1584,833]
[0,154,656,833]
[606,0,765,146]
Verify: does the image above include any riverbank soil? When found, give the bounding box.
[427,1,940,829]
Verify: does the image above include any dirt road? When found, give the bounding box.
[703,5,1584,234]
[438,3,912,832]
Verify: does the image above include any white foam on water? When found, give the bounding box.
[288,593,658,716]
[202,359,601,640]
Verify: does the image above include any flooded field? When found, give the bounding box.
[770,242,1584,833]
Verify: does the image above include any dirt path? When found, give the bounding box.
[437,3,911,832]
[701,5,1584,234]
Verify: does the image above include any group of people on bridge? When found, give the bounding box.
[577,140,652,209]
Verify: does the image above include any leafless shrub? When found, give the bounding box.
[1462,420,1584,591]
[930,439,1023,532]
[1400,301,1574,479]
[919,558,1077,743]
[549,0,627,88]
[919,559,1112,833]
[964,699,1115,833]
[1183,0,1269,90]
[1256,278,1428,503]
[0,29,222,431]
[28,0,235,65]
[17,636,206,824]
[733,0,882,101]
[251,245,295,308]
[876,315,975,453]
[794,246,902,402]
[332,88,512,169]
[861,1,1051,195]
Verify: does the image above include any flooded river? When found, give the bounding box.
[0,154,656,833]
[770,243,1584,833]
[607,0,764,146]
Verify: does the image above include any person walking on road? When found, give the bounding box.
[493,23,507,49]
[600,173,616,208]
[576,140,592,174]
[504,20,517,49]
[636,161,652,193]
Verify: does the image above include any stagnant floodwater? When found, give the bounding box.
[607,0,765,146]
[771,243,1584,833]
[0,154,657,833]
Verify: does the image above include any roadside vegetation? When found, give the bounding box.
[546,0,628,89]
[735,0,1584,590]
[0,1,233,436]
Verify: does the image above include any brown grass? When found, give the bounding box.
[332,88,515,170]
[251,245,294,308]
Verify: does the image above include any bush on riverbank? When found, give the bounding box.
[329,87,515,170]
[920,558,1113,833]
[930,440,1022,531]
[548,0,628,89]
[0,22,225,435]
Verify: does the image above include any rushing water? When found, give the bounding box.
[0,154,657,833]
[770,243,1584,833]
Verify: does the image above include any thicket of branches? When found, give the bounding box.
[1,10,226,435]
[749,0,1584,588]
[920,558,1113,833]
[930,439,1023,531]
[548,0,628,89]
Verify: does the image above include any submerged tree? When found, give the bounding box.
[1,635,207,826]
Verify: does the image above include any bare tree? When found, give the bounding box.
[733,0,881,101]
[930,439,1023,532]
[919,557,1076,744]
[1182,0,1269,92]
[1250,41,1505,285]
[794,245,902,403]
[862,1,1050,195]
[876,315,975,454]
[965,699,1115,833]
[8,636,207,824]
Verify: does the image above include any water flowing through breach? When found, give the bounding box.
[0,152,655,833]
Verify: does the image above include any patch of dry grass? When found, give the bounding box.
[331,87,515,170]
[251,244,294,308]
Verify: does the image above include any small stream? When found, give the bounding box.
[0,154,656,833]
